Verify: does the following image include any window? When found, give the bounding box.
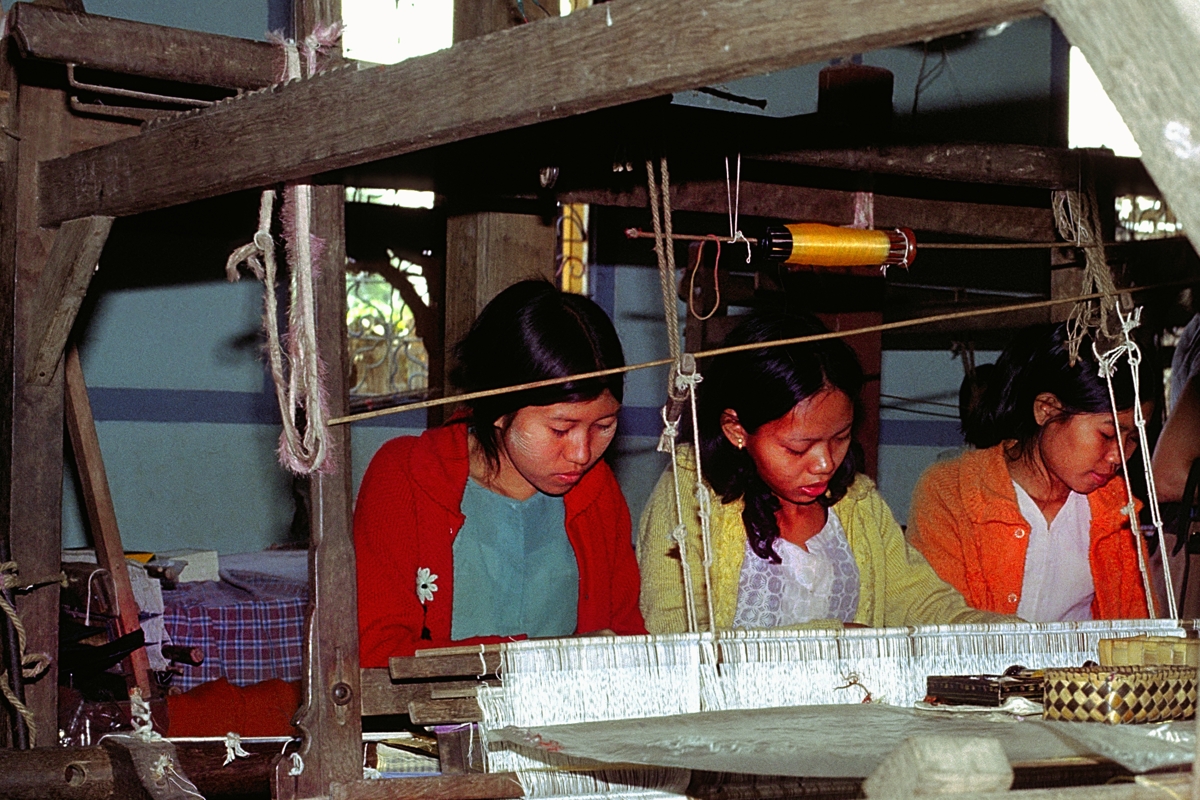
[346,253,431,405]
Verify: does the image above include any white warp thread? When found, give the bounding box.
[478,621,1189,798]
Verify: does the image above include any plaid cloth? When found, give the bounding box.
[162,570,308,691]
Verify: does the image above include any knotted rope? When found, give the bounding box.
[648,159,717,632]
[227,26,342,475]
[1053,179,1122,364]
[1,560,66,747]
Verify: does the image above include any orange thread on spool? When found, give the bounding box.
[782,223,891,266]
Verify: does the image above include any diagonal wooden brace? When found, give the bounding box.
[25,215,113,385]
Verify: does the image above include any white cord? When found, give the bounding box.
[1093,305,1174,618]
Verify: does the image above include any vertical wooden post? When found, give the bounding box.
[444,0,558,392]
[290,184,360,798]
[282,3,360,799]
[0,78,74,748]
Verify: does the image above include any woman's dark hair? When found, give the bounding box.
[969,322,1157,451]
[451,279,625,470]
[699,310,864,563]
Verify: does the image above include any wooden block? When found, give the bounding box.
[390,651,500,681]
[407,698,483,725]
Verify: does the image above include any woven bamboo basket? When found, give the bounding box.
[1042,665,1197,724]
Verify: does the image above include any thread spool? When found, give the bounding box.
[760,223,916,270]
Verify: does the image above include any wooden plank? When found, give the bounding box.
[750,144,1116,189]
[9,3,278,89]
[331,774,523,800]
[408,698,483,725]
[288,181,362,798]
[360,669,495,716]
[443,211,557,395]
[25,217,112,385]
[63,347,153,697]
[1,75,75,746]
[1045,0,1200,259]
[390,651,501,681]
[38,0,1045,226]
[562,181,1057,242]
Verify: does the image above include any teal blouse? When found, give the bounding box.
[450,478,579,639]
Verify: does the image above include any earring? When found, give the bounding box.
[736,438,745,449]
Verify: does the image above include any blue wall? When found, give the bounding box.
[2,0,288,40]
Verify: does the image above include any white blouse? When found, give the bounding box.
[733,509,860,629]
[1013,480,1094,622]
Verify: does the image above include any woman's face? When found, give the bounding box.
[497,391,621,497]
[1035,395,1147,494]
[723,387,854,507]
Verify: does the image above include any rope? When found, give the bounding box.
[227,27,340,475]
[1053,181,1123,364]
[687,236,722,321]
[725,155,752,263]
[683,369,717,632]
[0,561,65,747]
[646,158,681,365]
[329,278,1196,426]
[224,732,252,766]
[1094,307,1176,619]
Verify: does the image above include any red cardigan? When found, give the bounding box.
[355,422,646,666]
[907,445,1152,619]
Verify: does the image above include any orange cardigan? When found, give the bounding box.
[906,445,1152,619]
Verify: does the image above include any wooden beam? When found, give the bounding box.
[1045,0,1200,259]
[25,216,112,385]
[288,184,362,798]
[750,144,1102,189]
[330,774,524,800]
[561,181,1057,241]
[63,346,153,698]
[9,3,278,89]
[38,0,1045,226]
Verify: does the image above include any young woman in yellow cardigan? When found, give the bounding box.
[638,311,1006,633]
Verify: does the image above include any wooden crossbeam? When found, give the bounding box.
[37,0,1044,226]
[1045,0,1200,259]
[9,3,277,89]
[751,145,1146,190]
[25,216,113,385]
[561,181,1057,242]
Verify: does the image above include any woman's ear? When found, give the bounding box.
[1032,393,1065,426]
[720,410,748,450]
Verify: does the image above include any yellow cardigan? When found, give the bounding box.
[637,447,1008,632]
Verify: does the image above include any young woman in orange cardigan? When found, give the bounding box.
[907,323,1157,621]
[638,311,1006,632]
[355,281,645,665]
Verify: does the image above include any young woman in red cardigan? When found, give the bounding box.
[907,323,1157,621]
[355,280,645,666]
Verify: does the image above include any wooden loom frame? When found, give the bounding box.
[2,0,1200,798]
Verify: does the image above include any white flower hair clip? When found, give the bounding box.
[416,567,438,604]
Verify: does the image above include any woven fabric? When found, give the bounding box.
[1043,666,1196,724]
[161,570,307,691]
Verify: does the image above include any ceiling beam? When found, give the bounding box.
[750,144,1137,190]
[37,0,1044,226]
